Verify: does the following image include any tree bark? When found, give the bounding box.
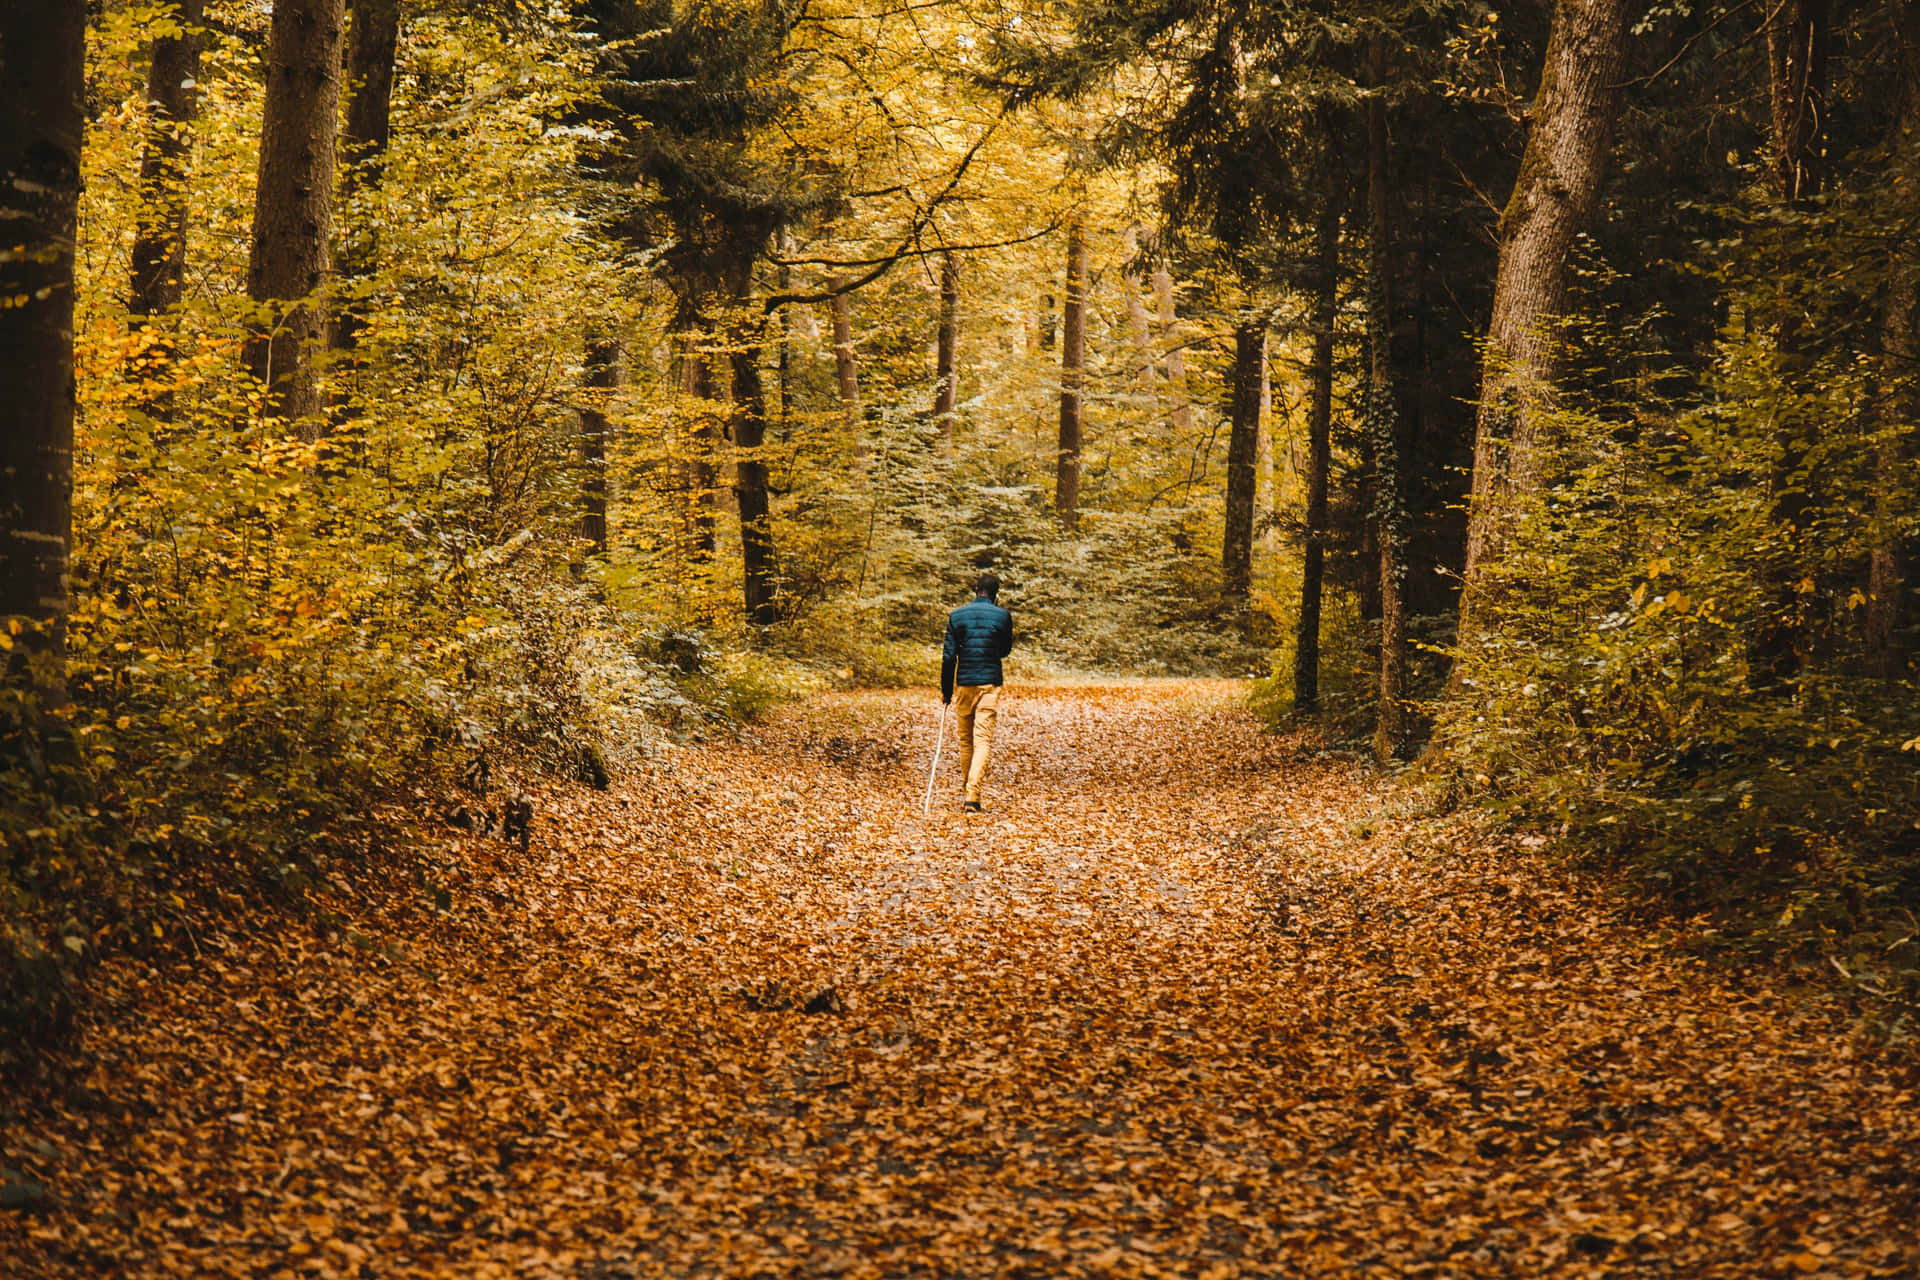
[1222,321,1264,610]
[1868,3,1920,678]
[1152,264,1195,436]
[730,325,778,627]
[679,321,719,561]
[129,0,205,325]
[332,0,401,356]
[0,0,85,672]
[1457,0,1639,648]
[933,250,959,448]
[1123,225,1154,385]
[341,0,400,192]
[577,334,622,562]
[1294,206,1341,714]
[1367,43,1411,763]
[1768,0,1830,205]
[1870,268,1916,678]
[830,278,861,428]
[1056,217,1088,527]
[245,0,346,427]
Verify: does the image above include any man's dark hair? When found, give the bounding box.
[974,572,1001,600]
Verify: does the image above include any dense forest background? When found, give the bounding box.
[4,0,1919,1048]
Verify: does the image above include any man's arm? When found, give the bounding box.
[995,610,1013,660]
[941,618,957,704]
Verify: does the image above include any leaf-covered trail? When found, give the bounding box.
[4,681,1917,1277]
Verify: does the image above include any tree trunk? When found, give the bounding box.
[1367,44,1411,763]
[679,323,719,561]
[1870,268,1916,678]
[1056,217,1088,527]
[341,0,399,193]
[1257,335,1275,548]
[1222,320,1264,610]
[1152,264,1195,436]
[933,250,959,448]
[1294,206,1341,714]
[0,0,85,673]
[1457,0,1639,647]
[332,0,401,356]
[1743,0,1836,683]
[245,0,346,427]
[129,0,205,325]
[1768,0,1830,205]
[830,279,861,427]
[730,325,778,627]
[576,334,622,563]
[1123,225,1154,385]
[1869,4,1920,678]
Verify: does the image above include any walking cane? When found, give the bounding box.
[922,703,947,815]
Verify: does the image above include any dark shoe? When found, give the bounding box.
[964,801,982,813]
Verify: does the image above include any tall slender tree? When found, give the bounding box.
[0,0,87,673]
[245,0,347,426]
[933,251,960,447]
[332,0,402,356]
[1868,1,1920,678]
[128,0,205,329]
[1367,37,1410,761]
[1768,0,1830,206]
[1152,265,1194,436]
[1294,205,1342,713]
[729,310,779,627]
[577,334,622,563]
[831,279,862,432]
[1057,216,1089,527]
[1222,319,1265,611]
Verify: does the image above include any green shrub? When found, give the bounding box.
[1436,333,1920,999]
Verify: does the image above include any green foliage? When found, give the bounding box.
[1251,607,1456,741]
[1437,332,1920,998]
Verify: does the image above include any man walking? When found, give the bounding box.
[941,572,1014,813]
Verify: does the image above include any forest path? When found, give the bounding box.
[5,682,1918,1277]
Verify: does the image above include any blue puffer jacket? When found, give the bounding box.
[941,597,1013,700]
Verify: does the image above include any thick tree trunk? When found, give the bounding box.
[245,0,346,427]
[1768,0,1830,205]
[1294,207,1341,714]
[933,251,959,447]
[1367,46,1410,763]
[1056,217,1088,527]
[332,0,401,356]
[129,0,205,325]
[577,335,622,562]
[1152,264,1195,436]
[0,0,85,672]
[1457,0,1639,645]
[730,326,778,627]
[1222,321,1265,610]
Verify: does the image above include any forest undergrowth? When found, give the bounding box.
[2,682,1914,1277]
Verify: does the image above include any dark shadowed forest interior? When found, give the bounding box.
[3,0,1920,1273]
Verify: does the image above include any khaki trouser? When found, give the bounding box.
[952,684,1000,804]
